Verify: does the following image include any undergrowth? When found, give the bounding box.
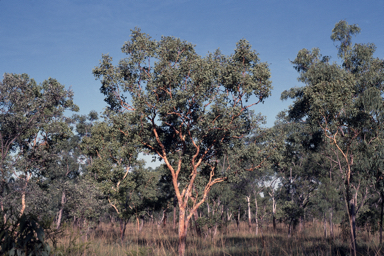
[50,221,384,256]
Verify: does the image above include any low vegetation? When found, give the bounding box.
[50,221,383,256]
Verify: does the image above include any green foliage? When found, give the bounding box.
[0,214,51,256]
[92,27,272,200]
[195,214,228,237]
[281,20,384,254]
[281,201,303,228]
[0,73,80,222]
[82,112,161,222]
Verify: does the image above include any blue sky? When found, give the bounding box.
[1,0,384,127]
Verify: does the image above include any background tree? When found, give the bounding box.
[282,20,384,255]
[0,73,78,221]
[82,112,161,240]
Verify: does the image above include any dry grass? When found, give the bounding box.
[50,221,384,256]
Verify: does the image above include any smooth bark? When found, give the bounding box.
[246,196,252,231]
[56,190,66,229]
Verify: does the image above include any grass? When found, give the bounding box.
[50,221,384,256]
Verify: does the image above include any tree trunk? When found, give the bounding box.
[272,197,276,231]
[246,196,251,231]
[299,216,303,233]
[56,190,66,229]
[193,210,202,236]
[380,192,384,244]
[173,196,178,230]
[227,212,232,222]
[236,206,240,232]
[330,208,334,238]
[288,221,292,237]
[162,210,167,227]
[255,195,259,236]
[20,191,26,216]
[139,216,144,232]
[119,218,127,241]
[178,206,189,256]
[323,212,327,238]
[345,187,357,256]
[1,199,6,224]
[136,215,145,232]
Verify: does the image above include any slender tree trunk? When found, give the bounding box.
[236,206,240,232]
[329,169,334,238]
[56,190,66,229]
[288,221,292,237]
[139,216,144,232]
[119,218,127,241]
[193,210,202,236]
[272,197,276,231]
[227,212,232,221]
[323,212,327,238]
[255,195,259,236]
[380,192,384,244]
[330,208,334,238]
[299,216,303,233]
[345,186,357,256]
[20,191,26,216]
[136,216,145,232]
[162,210,167,227]
[246,196,251,231]
[20,174,30,217]
[1,199,6,224]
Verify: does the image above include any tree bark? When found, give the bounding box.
[20,191,26,216]
[119,218,127,241]
[255,195,259,236]
[288,221,292,237]
[138,216,144,232]
[330,208,334,238]
[236,206,240,232]
[162,210,167,227]
[272,196,276,231]
[380,192,384,244]
[345,186,357,256]
[1,199,6,224]
[173,195,178,230]
[246,196,252,232]
[323,212,327,238]
[299,216,303,233]
[193,210,202,236]
[178,207,189,256]
[56,190,66,229]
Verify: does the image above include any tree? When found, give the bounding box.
[0,73,78,221]
[282,20,384,255]
[93,28,272,255]
[82,112,161,240]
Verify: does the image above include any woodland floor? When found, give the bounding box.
[50,221,384,256]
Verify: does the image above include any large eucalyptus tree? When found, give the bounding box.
[93,28,272,255]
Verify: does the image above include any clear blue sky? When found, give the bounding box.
[1,0,384,126]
